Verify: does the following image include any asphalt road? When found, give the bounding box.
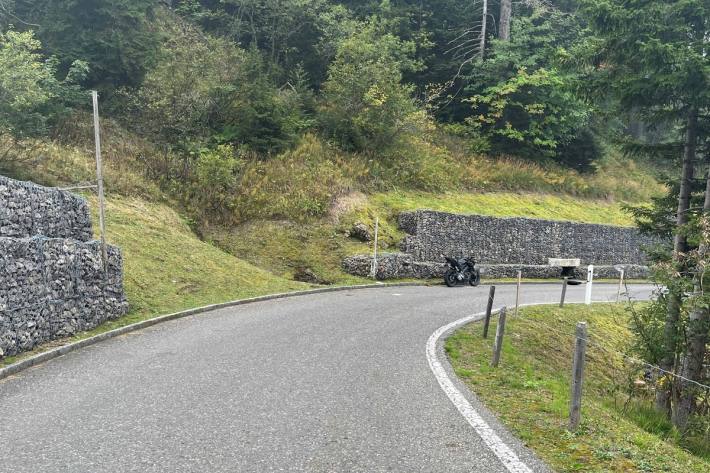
[0,283,654,473]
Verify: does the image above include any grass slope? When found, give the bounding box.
[207,190,637,285]
[0,196,308,368]
[446,304,709,472]
[370,191,636,226]
[92,195,308,320]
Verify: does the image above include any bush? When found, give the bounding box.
[127,15,310,163]
[319,17,422,153]
[0,29,86,140]
[233,134,351,222]
[185,145,243,221]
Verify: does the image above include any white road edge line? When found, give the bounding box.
[426,308,534,473]
[427,297,624,473]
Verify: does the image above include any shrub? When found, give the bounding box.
[0,29,86,140]
[233,134,351,222]
[319,17,422,153]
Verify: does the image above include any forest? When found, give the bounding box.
[0,0,708,457]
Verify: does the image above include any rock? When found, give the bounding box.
[293,267,331,285]
[349,222,372,242]
[342,209,659,281]
[0,175,128,359]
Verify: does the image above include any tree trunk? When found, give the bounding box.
[656,106,699,413]
[479,0,488,59]
[499,0,512,41]
[673,164,710,430]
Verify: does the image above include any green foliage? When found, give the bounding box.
[175,0,351,87]
[466,67,589,160]
[0,29,86,140]
[128,15,309,160]
[320,17,422,153]
[578,0,708,119]
[232,134,351,222]
[186,145,244,220]
[463,8,594,164]
[11,0,160,88]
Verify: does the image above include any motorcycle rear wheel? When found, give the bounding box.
[444,269,458,287]
[469,270,481,287]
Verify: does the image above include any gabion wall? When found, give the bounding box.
[343,210,661,280]
[400,210,659,265]
[0,175,93,241]
[0,176,128,358]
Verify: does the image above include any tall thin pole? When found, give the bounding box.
[92,91,108,273]
[491,307,507,367]
[483,285,496,339]
[560,277,569,308]
[479,0,488,60]
[370,217,379,280]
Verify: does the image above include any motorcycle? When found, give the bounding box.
[443,256,481,287]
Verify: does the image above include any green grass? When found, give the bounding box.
[1,195,308,368]
[446,304,709,472]
[369,191,636,226]
[207,189,639,285]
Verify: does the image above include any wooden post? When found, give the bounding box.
[560,277,568,308]
[617,268,625,303]
[491,307,507,367]
[569,322,588,431]
[92,91,108,273]
[483,285,496,338]
[514,270,522,317]
[370,217,379,280]
[585,265,594,305]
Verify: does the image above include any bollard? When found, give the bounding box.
[584,265,594,305]
[560,277,568,308]
[616,268,625,303]
[569,322,588,431]
[483,286,496,338]
[491,307,507,367]
[514,270,522,317]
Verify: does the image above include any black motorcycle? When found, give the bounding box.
[443,256,481,287]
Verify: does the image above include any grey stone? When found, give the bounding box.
[343,210,662,280]
[0,175,128,359]
[0,175,92,241]
[349,222,372,242]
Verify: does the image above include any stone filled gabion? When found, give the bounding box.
[342,254,650,280]
[342,210,661,280]
[0,175,92,241]
[0,175,128,359]
[399,210,661,265]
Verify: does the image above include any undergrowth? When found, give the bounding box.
[446,304,709,472]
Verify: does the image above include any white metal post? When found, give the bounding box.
[370,217,379,280]
[585,265,594,305]
[92,91,108,273]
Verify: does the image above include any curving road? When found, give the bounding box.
[0,283,653,473]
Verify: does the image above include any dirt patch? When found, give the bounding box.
[328,191,367,223]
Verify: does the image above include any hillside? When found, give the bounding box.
[447,304,710,471]
[1,116,660,290]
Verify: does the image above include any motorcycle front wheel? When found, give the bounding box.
[469,269,481,287]
[444,269,458,287]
